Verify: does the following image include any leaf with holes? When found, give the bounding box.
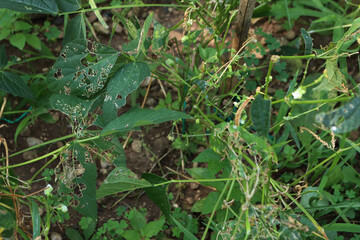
[49,94,96,121]
[102,62,150,123]
[316,96,360,134]
[96,167,152,199]
[70,144,97,230]
[48,39,118,98]
[101,107,192,135]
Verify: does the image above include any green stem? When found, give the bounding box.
[272,96,351,105]
[201,180,231,240]
[264,58,275,99]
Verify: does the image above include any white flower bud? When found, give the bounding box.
[44,184,53,196]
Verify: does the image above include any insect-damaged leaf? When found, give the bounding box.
[101,107,192,135]
[251,95,271,137]
[48,39,118,98]
[316,96,360,134]
[314,59,345,92]
[102,62,150,124]
[96,167,152,199]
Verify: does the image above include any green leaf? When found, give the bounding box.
[170,215,198,240]
[102,107,191,134]
[191,192,220,215]
[0,28,11,41]
[13,21,32,31]
[49,94,95,121]
[65,228,84,240]
[152,19,168,50]
[55,0,81,12]
[48,39,118,98]
[142,173,171,220]
[0,44,8,68]
[300,187,329,214]
[300,28,313,55]
[63,14,86,46]
[324,223,360,233]
[102,62,150,123]
[0,0,58,14]
[14,115,31,145]
[143,217,165,238]
[199,46,217,63]
[315,96,360,134]
[0,71,34,98]
[30,200,41,239]
[251,94,271,137]
[25,34,42,50]
[128,209,146,231]
[9,33,26,50]
[122,230,141,240]
[96,167,152,199]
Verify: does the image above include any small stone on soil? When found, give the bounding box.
[50,232,62,240]
[131,140,142,153]
[93,22,110,35]
[26,137,44,147]
[189,182,199,190]
[285,30,296,40]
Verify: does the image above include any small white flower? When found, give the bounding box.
[292,87,306,99]
[58,204,68,213]
[331,126,337,132]
[44,184,53,196]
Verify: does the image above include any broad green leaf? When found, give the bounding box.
[0,0,58,14]
[0,44,8,68]
[14,115,31,145]
[315,96,360,134]
[0,71,34,98]
[49,94,95,120]
[128,209,146,231]
[48,39,118,98]
[152,19,168,50]
[122,230,141,240]
[314,59,345,92]
[102,107,191,135]
[0,29,10,41]
[143,217,165,238]
[25,34,42,50]
[300,28,313,55]
[9,33,26,50]
[142,173,171,220]
[102,62,150,123]
[96,167,152,199]
[63,14,86,46]
[65,228,84,240]
[199,46,217,63]
[191,191,220,215]
[13,20,32,31]
[55,0,81,12]
[30,200,41,239]
[251,94,271,137]
[170,215,198,240]
[0,207,15,230]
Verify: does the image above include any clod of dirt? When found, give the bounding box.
[112,22,123,33]
[285,30,296,40]
[131,140,142,153]
[50,232,62,240]
[146,97,156,106]
[26,137,44,147]
[189,182,199,190]
[22,150,38,160]
[93,22,110,35]
[19,126,31,137]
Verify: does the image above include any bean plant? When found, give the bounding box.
[0,0,360,240]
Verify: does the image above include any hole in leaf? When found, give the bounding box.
[80,53,98,67]
[54,69,63,79]
[116,95,122,100]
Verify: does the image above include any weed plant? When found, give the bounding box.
[0,0,360,239]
